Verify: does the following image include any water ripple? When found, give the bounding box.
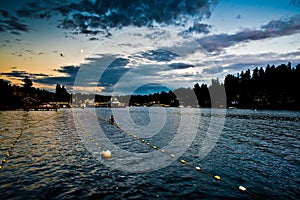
[0,109,299,199]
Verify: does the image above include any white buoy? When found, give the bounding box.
[101,150,112,159]
[238,185,247,192]
[195,166,201,171]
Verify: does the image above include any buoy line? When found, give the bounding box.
[79,110,263,200]
[74,112,109,157]
[0,112,58,171]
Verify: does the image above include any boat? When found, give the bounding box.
[108,98,125,108]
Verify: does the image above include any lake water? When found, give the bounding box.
[0,108,299,199]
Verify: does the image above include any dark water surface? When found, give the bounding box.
[0,108,299,199]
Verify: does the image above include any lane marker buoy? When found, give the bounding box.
[238,185,247,192]
[195,166,201,171]
[214,175,221,181]
[87,111,262,200]
[101,150,112,159]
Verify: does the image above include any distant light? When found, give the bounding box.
[80,49,84,53]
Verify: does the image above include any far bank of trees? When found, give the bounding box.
[125,79,225,108]
[1,62,299,110]
[0,77,71,110]
[224,62,300,110]
[117,62,300,110]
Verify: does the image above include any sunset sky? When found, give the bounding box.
[0,0,299,94]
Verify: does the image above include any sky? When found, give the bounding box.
[0,0,299,95]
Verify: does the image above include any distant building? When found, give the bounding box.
[49,101,71,108]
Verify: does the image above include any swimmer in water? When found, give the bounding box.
[109,115,114,125]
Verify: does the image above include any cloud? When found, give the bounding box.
[59,12,105,35]
[0,70,49,79]
[211,51,300,77]
[54,65,79,77]
[202,67,223,74]
[35,76,75,86]
[0,9,29,34]
[89,37,99,41]
[181,23,211,35]
[17,1,59,19]
[141,49,179,62]
[168,63,194,69]
[32,66,79,87]
[98,58,130,88]
[198,14,300,54]
[14,0,218,36]
[11,51,23,57]
[59,50,202,94]
[30,73,49,77]
[0,70,28,78]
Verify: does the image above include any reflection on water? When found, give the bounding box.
[0,108,299,199]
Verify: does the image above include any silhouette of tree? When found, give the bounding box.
[22,76,32,89]
[224,62,300,110]
[55,84,71,103]
[0,78,72,110]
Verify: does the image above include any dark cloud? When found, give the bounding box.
[182,23,211,35]
[168,63,194,69]
[58,12,106,35]
[30,73,49,77]
[0,9,29,34]
[0,70,49,79]
[25,49,33,53]
[219,51,300,64]
[35,76,75,86]
[141,49,179,62]
[98,58,130,88]
[202,67,223,74]
[17,1,60,19]
[14,0,218,36]
[0,70,28,78]
[35,65,79,86]
[144,30,171,40]
[89,37,99,41]
[11,31,22,35]
[212,50,300,75]
[198,14,300,54]
[54,66,79,77]
[11,51,23,57]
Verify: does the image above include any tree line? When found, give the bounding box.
[117,62,300,110]
[124,78,225,108]
[1,62,299,110]
[0,76,71,110]
[224,62,300,110]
